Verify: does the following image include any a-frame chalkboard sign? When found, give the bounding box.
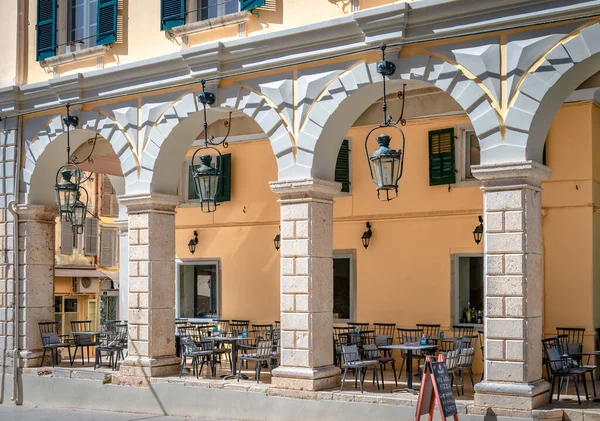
[415,355,459,421]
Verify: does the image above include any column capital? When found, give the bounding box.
[472,161,551,190]
[117,193,180,214]
[270,178,341,203]
[113,219,128,232]
[15,204,56,221]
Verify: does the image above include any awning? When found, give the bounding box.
[55,268,119,282]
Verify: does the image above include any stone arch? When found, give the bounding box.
[297,56,502,181]
[504,22,600,163]
[139,87,294,196]
[23,111,137,206]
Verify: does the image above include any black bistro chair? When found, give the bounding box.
[94,323,128,370]
[340,344,379,393]
[39,322,72,367]
[70,320,96,366]
[363,344,398,389]
[238,339,274,383]
[542,336,588,404]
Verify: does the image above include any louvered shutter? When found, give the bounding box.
[101,175,119,217]
[161,0,185,30]
[99,229,116,267]
[84,218,99,256]
[115,0,124,43]
[429,128,456,186]
[240,0,266,11]
[215,153,231,203]
[335,140,351,193]
[60,221,73,255]
[36,0,57,61]
[97,0,117,45]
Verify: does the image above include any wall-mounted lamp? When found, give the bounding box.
[361,222,372,249]
[188,230,198,254]
[274,227,281,251]
[473,216,484,245]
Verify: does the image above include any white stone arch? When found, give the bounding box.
[504,22,600,163]
[22,111,137,206]
[296,56,502,180]
[139,87,294,196]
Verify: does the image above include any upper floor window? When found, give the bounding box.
[69,0,98,48]
[181,154,232,204]
[161,0,266,30]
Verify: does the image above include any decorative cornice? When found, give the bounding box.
[170,12,252,37]
[15,204,57,221]
[117,193,180,213]
[270,178,341,202]
[41,45,109,69]
[471,161,552,190]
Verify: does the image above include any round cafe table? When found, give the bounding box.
[379,343,438,394]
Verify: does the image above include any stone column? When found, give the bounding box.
[472,161,551,416]
[269,178,341,391]
[117,194,180,384]
[15,204,56,367]
[114,218,129,322]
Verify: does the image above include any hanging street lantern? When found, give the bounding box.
[55,104,86,226]
[361,222,372,249]
[70,187,89,234]
[191,79,232,213]
[473,215,484,245]
[188,231,199,254]
[364,44,406,201]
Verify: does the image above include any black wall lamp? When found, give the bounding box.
[361,222,372,249]
[188,230,198,254]
[473,216,484,245]
[274,227,281,251]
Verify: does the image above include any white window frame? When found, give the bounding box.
[451,253,484,327]
[185,0,240,24]
[454,124,482,187]
[68,0,98,49]
[333,251,356,323]
[175,259,221,319]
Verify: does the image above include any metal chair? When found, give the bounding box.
[455,336,478,395]
[179,336,213,378]
[340,344,379,393]
[452,325,474,338]
[39,322,72,367]
[557,327,585,345]
[70,320,95,366]
[416,324,441,338]
[363,344,398,389]
[445,348,462,396]
[374,323,396,358]
[542,336,588,404]
[556,334,596,398]
[238,339,274,383]
[397,328,424,379]
[333,326,354,367]
[347,322,370,330]
[94,324,127,370]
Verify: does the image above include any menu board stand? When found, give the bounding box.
[415,354,459,421]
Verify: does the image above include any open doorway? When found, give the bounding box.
[176,261,220,319]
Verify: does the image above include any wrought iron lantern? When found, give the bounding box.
[364,44,406,201]
[473,215,484,245]
[361,222,372,249]
[274,231,281,251]
[191,79,232,213]
[55,104,86,225]
[70,187,89,234]
[188,230,199,254]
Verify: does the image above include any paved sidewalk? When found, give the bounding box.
[0,405,236,421]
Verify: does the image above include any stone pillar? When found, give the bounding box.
[269,178,341,391]
[114,218,129,322]
[472,161,551,416]
[117,194,180,384]
[15,204,56,367]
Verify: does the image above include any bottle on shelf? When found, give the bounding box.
[466,302,472,323]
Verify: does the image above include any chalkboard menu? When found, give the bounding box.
[431,362,458,417]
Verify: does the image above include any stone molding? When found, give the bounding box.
[14,204,57,222]
[471,161,552,189]
[117,194,180,213]
[269,178,341,202]
[40,45,109,69]
[170,12,252,37]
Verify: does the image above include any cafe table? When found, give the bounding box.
[379,343,438,394]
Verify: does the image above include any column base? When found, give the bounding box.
[114,356,180,386]
[18,349,46,368]
[472,380,551,416]
[271,366,341,391]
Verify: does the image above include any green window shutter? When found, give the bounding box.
[335,140,351,193]
[97,0,117,45]
[161,0,185,30]
[215,154,232,203]
[240,0,266,11]
[429,128,456,186]
[36,0,57,61]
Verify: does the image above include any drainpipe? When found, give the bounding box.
[8,115,23,405]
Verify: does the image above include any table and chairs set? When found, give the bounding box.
[335,323,482,395]
[39,320,128,370]
[176,319,281,383]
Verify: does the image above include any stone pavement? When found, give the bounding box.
[0,405,236,421]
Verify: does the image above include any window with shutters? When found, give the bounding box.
[69,0,98,48]
[334,139,351,194]
[428,128,456,186]
[182,154,231,204]
[100,175,119,217]
[455,124,482,184]
[84,218,99,256]
[99,228,118,268]
[37,0,58,61]
[60,220,74,255]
